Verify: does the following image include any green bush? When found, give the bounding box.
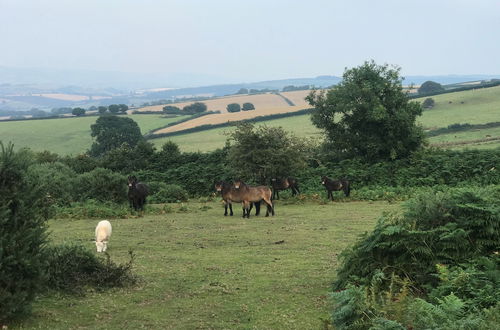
[149,182,189,203]
[44,244,137,293]
[74,167,127,203]
[27,161,76,206]
[330,186,500,329]
[0,143,49,322]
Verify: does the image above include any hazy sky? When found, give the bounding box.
[1,0,499,82]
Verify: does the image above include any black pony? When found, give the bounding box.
[321,176,350,201]
[128,176,150,211]
[270,177,300,200]
[214,181,260,216]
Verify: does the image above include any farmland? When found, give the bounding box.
[15,200,400,329]
[0,114,188,155]
[1,86,500,154]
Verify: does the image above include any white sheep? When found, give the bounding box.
[95,220,112,252]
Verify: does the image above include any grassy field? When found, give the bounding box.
[0,115,188,155]
[14,200,400,329]
[416,85,500,129]
[151,115,322,152]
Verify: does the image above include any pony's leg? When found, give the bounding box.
[263,198,274,216]
[229,203,233,216]
[255,201,261,216]
[244,201,251,218]
[295,185,300,194]
[328,190,333,201]
[276,190,280,200]
[224,202,228,216]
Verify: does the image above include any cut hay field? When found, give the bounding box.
[139,93,293,113]
[15,200,400,329]
[0,115,188,155]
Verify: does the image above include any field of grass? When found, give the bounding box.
[0,114,188,155]
[416,85,500,129]
[429,126,500,149]
[151,115,322,152]
[14,200,400,329]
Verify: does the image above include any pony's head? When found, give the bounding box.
[95,240,106,253]
[128,175,138,188]
[233,179,244,189]
[321,176,328,185]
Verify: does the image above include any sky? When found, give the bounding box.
[1,0,500,83]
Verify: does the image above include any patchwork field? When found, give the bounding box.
[15,200,400,329]
[1,85,500,154]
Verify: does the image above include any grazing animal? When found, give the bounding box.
[232,179,274,218]
[127,175,150,211]
[95,220,112,252]
[270,177,300,199]
[321,176,350,201]
[215,181,260,216]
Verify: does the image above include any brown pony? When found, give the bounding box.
[232,179,274,218]
[214,181,260,216]
[270,177,300,200]
[321,176,350,201]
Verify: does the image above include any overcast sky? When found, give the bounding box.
[1,0,499,82]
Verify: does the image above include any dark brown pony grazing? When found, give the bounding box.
[232,179,274,218]
[128,175,150,211]
[321,176,350,201]
[270,177,300,200]
[214,181,260,216]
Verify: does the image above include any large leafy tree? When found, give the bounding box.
[89,115,144,157]
[227,123,309,184]
[307,61,425,161]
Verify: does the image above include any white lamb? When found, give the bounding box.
[95,220,112,252]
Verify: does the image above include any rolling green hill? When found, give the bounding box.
[0,115,188,155]
[1,85,499,154]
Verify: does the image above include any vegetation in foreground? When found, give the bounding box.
[13,200,399,329]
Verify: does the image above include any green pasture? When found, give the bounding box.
[429,126,500,150]
[15,200,400,329]
[151,115,322,152]
[416,85,500,129]
[0,115,188,155]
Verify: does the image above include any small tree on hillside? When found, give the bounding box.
[0,143,49,322]
[89,115,144,157]
[307,60,425,161]
[227,103,241,113]
[422,97,435,109]
[183,102,207,114]
[118,104,129,113]
[72,107,86,116]
[236,88,249,94]
[242,102,255,111]
[227,123,309,184]
[98,106,108,114]
[108,104,120,114]
[418,81,445,94]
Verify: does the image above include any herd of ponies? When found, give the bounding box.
[94,175,351,252]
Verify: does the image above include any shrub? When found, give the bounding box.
[0,143,49,322]
[74,167,127,203]
[226,103,241,113]
[242,102,255,111]
[422,97,435,109]
[27,162,76,206]
[334,186,500,291]
[331,186,500,329]
[44,244,137,293]
[149,182,189,203]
